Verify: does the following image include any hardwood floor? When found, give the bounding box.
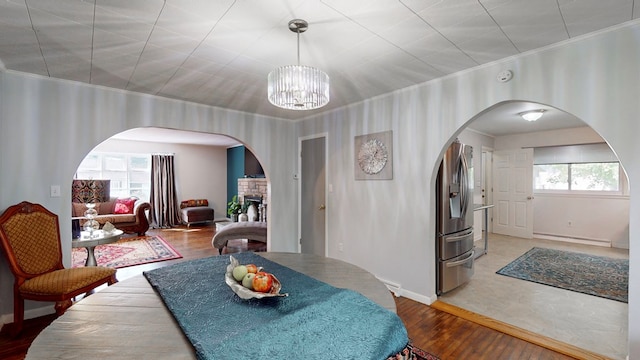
[1,224,577,360]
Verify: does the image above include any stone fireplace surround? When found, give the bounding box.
[237,178,267,222]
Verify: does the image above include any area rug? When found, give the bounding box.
[496,247,628,303]
[73,235,182,269]
[386,343,440,360]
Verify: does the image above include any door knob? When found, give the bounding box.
[318,204,326,210]
[527,196,534,200]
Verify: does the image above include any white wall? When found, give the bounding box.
[94,139,228,217]
[494,126,604,149]
[0,72,298,321]
[297,21,640,357]
[494,126,630,248]
[533,193,629,248]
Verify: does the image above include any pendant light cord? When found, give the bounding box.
[296,29,301,66]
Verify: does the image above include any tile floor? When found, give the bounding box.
[438,233,629,360]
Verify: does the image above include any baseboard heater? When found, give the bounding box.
[534,233,611,247]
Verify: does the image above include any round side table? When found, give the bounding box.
[71,229,124,266]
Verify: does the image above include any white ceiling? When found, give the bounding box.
[111,127,242,147]
[0,0,634,142]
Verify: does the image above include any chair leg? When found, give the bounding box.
[11,293,24,337]
[109,273,118,285]
[54,299,73,315]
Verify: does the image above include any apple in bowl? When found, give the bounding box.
[225,256,287,299]
[245,264,258,274]
[252,272,273,293]
[232,265,248,282]
[242,273,256,290]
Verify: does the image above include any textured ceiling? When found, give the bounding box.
[0,0,635,135]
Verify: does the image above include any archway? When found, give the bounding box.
[434,101,630,359]
[70,127,272,255]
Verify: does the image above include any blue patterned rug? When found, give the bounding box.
[496,247,628,303]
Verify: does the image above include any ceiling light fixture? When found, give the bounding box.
[267,19,330,110]
[519,109,546,122]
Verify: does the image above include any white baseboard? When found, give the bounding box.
[534,233,611,247]
[401,289,437,305]
[1,304,55,325]
[378,277,402,297]
[376,277,437,305]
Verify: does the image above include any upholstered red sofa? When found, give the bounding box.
[73,197,151,235]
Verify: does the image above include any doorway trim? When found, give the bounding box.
[481,146,493,234]
[298,132,329,255]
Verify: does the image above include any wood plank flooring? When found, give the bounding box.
[1,224,580,359]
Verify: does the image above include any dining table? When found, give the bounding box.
[26,252,398,359]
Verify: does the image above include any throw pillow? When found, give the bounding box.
[72,202,85,217]
[99,198,117,215]
[114,198,136,214]
[180,199,209,209]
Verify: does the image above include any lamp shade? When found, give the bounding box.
[267,19,330,111]
[71,179,110,203]
[268,65,330,110]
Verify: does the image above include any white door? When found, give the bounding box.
[492,148,534,238]
[300,136,326,256]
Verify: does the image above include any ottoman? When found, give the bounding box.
[181,206,214,227]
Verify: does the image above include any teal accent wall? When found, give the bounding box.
[227,145,245,214]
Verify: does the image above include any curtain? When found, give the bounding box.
[150,154,181,228]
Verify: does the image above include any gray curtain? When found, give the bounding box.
[150,154,181,228]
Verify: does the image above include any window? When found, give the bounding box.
[534,162,620,191]
[76,153,151,200]
[533,143,626,194]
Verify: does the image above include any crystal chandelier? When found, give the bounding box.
[268,19,330,110]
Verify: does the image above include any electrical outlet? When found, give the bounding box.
[338,242,343,252]
[568,220,572,227]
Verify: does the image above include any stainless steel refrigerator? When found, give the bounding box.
[436,139,474,295]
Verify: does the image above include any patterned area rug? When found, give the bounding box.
[73,235,182,269]
[496,247,628,303]
[386,343,440,360]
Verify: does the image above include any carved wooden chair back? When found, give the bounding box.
[0,201,117,337]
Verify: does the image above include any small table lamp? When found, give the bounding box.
[71,179,110,237]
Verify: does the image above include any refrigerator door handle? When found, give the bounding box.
[445,250,475,267]
[444,229,474,242]
[459,152,470,216]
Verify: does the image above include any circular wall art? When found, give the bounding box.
[354,130,393,180]
[358,138,388,175]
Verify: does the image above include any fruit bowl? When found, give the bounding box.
[225,256,288,299]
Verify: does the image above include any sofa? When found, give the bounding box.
[72,197,151,236]
[212,221,267,254]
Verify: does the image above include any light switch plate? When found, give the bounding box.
[50,185,61,197]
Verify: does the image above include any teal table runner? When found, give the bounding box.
[143,252,408,359]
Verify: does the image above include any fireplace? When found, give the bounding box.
[237,178,267,222]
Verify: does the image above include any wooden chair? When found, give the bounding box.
[0,201,117,336]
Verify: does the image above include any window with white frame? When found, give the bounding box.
[533,143,626,194]
[76,153,151,200]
